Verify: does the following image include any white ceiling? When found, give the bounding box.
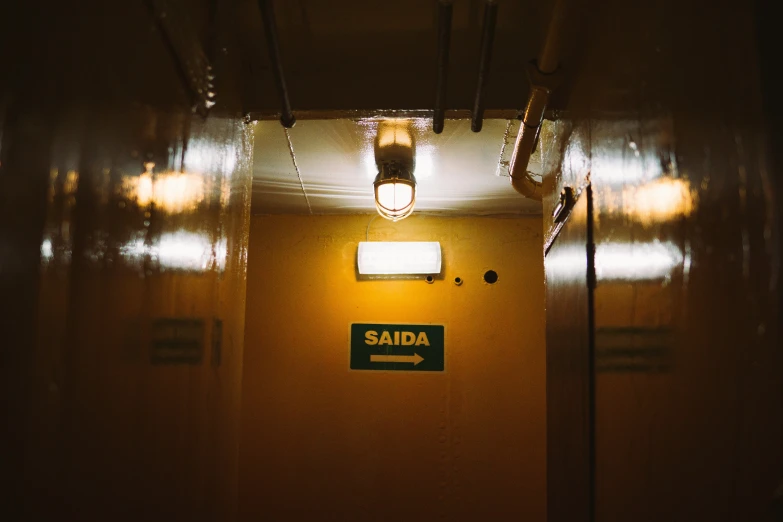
[250,117,543,216]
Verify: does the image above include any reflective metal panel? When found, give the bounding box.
[0,105,253,521]
[545,189,594,522]
[542,0,781,519]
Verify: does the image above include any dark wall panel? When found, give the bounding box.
[545,190,593,522]
[0,2,254,520]
[542,0,781,520]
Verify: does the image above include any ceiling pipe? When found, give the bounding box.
[258,0,296,128]
[471,0,498,133]
[537,0,566,75]
[509,0,566,200]
[433,0,454,134]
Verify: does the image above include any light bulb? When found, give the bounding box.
[373,162,416,221]
[376,182,413,210]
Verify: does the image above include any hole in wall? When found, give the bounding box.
[454,277,463,286]
[483,270,498,284]
[425,275,434,284]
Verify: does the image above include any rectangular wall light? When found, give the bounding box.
[357,242,442,275]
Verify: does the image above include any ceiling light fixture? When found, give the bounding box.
[357,241,441,275]
[374,160,416,221]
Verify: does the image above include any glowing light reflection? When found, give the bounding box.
[624,178,694,225]
[41,238,53,262]
[377,121,413,149]
[546,240,683,282]
[184,140,237,178]
[119,231,227,272]
[414,145,434,179]
[593,157,647,185]
[122,163,205,213]
[545,244,589,280]
[363,152,378,180]
[595,241,683,281]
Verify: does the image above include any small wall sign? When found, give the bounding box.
[350,323,445,372]
[150,318,204,365]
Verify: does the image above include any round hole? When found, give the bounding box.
[425,275,434,284]
[454,277,463,286]
[483,270,498,284]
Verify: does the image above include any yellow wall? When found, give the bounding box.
[239,214,546,522]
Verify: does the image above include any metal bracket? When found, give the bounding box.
[525,59,564,92]
[553,186,576,223]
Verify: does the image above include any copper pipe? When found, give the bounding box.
[509,87,548,200]
[537,0,566,74]
[509,0,566,199]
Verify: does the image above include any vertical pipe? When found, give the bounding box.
[509,0,568,199]
[537,0,566,74]
[433,0,453,134]
[471,0,498,133]
[258,0,296,128]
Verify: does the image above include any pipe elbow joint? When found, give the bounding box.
[510,172,543,201]
[508,121,543,201]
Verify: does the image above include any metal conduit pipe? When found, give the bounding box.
[258,0,296,128]
[537,0,567,74]
[509,86,548,200]
[509,0,566,199]
[433,0,454,134]
[470,0,499,133]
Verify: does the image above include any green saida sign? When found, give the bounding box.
[350,323,445,372]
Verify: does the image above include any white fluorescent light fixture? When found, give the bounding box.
[357,242,442,275]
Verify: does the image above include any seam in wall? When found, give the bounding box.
[284,127,313,214]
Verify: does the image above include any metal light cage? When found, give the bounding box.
[373,161,417,221]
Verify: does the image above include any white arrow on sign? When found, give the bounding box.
[370,353,425,366]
